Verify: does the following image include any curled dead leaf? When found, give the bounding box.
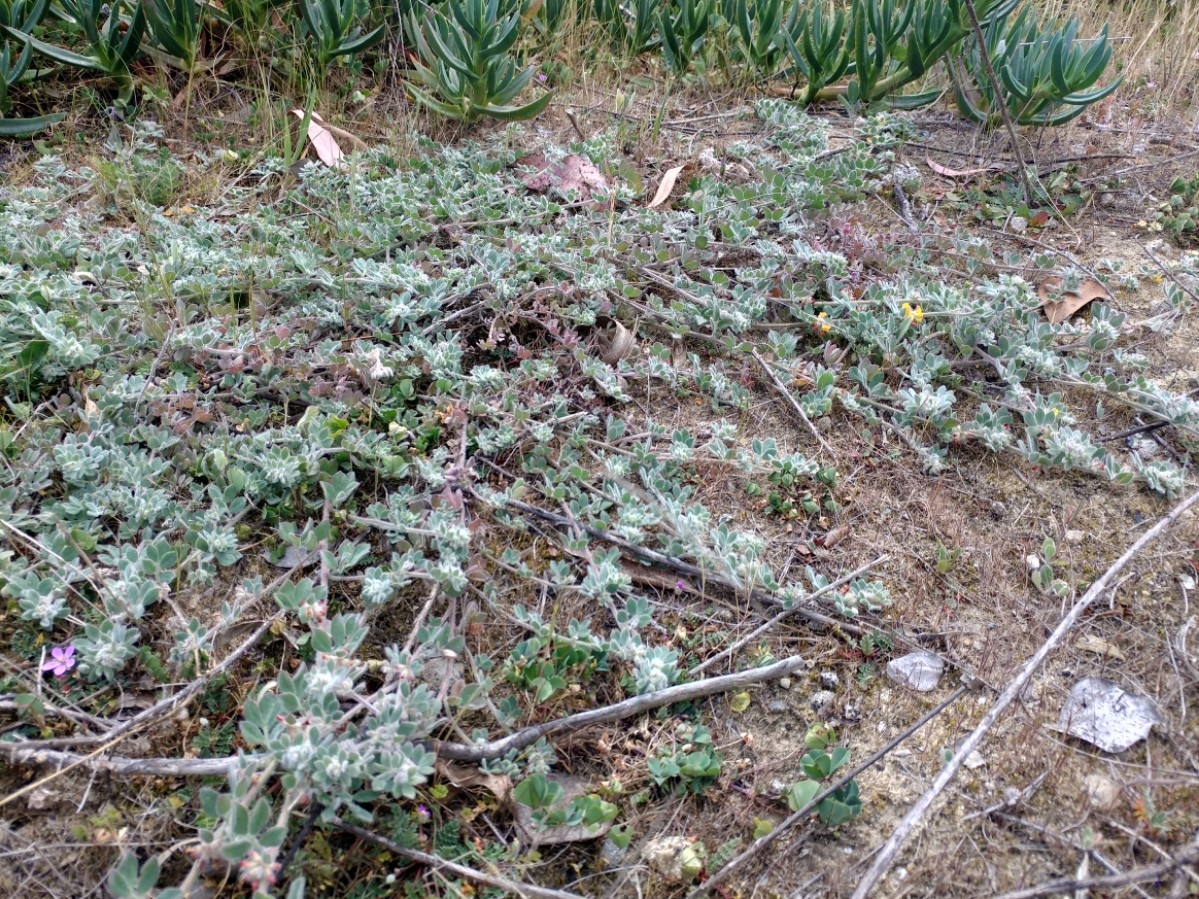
[925,156,992,180]
[817,525,851,549]
[596,316,636,364]
[436,759,511,799]
[1037,276,1110,324]
[291,109,352,169]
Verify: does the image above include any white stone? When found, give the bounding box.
[886,651,944,692]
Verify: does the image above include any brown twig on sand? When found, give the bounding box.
[848,486,1199,899]
[690,555,888,676]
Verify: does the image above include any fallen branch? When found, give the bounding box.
[986,831,1199,899]
[688,685,970,899]
[336,818,586,899]
[0,654,802,779]
[849,486,1199,899]
[0,743,239,789]
[430,655,808,762]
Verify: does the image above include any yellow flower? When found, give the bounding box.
[814,311,832,334]
[901,302,924,325]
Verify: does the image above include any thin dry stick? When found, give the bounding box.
[1139,241,1199,305]
[0,611,287,806]
[335,819,586,899]
[88,611,286,748]
[750,349,835,457]
[849,486,1199,899]
[985,832,1199,899]
[431,655,807,762]
[690,555,888,676]
[688,685,970,899]
[959,0,1034,206]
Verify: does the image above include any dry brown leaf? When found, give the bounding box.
[515,151,554,191]
[925,156,992,180]
[436,759,511,798]
[515,152,609,200]
[558,153,608,196]
[818,525,851,549]
[648,164,688,208]
[1037,276,1109,324]
[1074,634,1127,660]
[596,316,636,364]
[291,109,346,169]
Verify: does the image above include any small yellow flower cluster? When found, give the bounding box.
[814,311,832,334]
[900,301,924,325]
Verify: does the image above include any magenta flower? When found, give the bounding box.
[41,644,76,678]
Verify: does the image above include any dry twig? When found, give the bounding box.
[431,654,808,762]
[985,831,1199,899]
[750,348,835,456]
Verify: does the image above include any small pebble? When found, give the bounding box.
[962,751,986,770]
[1065,529,1085,544]
[778,677,792,689]
[766,700,788,713]
[820,670,840,689]
[809,690,835,714]
[1082,774,1122,811]
[886,651,944,692]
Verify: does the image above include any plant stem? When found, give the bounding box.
[959,0,1035,206]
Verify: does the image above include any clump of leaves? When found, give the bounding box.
[785,723,863,827]
[1145,173,1199,245]
[407,0,551,120]
[952,6,1121,126]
